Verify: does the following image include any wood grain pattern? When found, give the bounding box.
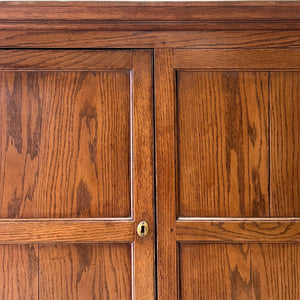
[0,2,300,30]
[0,70,131,218]
[0,50,132,70]
[0,49,155,299]
[0,23,300,32]
[251,244,300,300]
[180,243,300,300]
[177,71,268,217]
[131,50,155,299]
[270,72,300,217]
[39,243,131,300]
[180,244,252,300]
[176,219,300,242]
[0,244,38,299]
[1,2,299,21]
[174,49,300,70]
[155,49,178,300]
[156,48,300,299]
[1,31,300,49]
[0,220,133,243]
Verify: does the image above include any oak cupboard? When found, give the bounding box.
[0,2,299,299]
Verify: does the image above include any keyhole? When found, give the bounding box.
[137,221,148,238]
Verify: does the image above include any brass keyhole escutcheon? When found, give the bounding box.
[137,221,149,238]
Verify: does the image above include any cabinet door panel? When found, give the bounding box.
[179,243,300,300]
[0,71,130,218]
[155,48,300,300]
[177,71,268,217]
[0,50,154,299]
[0,245,38,299]
[39,244,132,300]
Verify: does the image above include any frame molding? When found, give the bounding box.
[0,2,300,49]
[0,1,300,31]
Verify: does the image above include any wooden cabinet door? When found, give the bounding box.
[0,50,154,299]
[155,49,300,299]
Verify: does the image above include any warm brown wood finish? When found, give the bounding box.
[155,49,178,300]
[270,72,300,217]
[0,50,133,70]
[179,243,300,300]
[251,244,300,300]
[155,48,300,299]
[132,50,155,299]
[0,244,132,300]
[177,71,268,217]
[1,2,300,300]
[180,244,252,300]
[39,244,132,300]
[176,219,300,243]
[0,220,133,243]
[1,2,300,30]
[1,30,300,49]
[0,244,38,299]
[174,49,300,70]
[0,69,131,218]
[0,49,154,298]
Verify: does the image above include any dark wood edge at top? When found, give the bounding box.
[0,1,300,30]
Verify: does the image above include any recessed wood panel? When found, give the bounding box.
[180,244,252,300]
[0,244,38,299]
[39,244,132,300]
[0,71,131,218]
[251,244,300,300]
[270,72,300,217]
[177,71,269,217]
[180,243,300,300]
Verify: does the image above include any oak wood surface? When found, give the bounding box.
[1,31,300,49]
[0,70,131,218]
[251,244,300,300]
[0,3,299,299]
[0,50,132,70]
[0,49,155,298]
[177,71,268,217]
[1,1,299,21]
[156,47,300,299]
[179,243,300,300]
[174,49,300,70]
[0,2,300,30]
[0,244,38,299]
[0,50,134,218]
[39,244,132,300]
[176,219,300,242]
[131,50,155,299]
[270,72,300,217]
[0,220,133,243]
[180,244,252,300]
[155,49,178,300]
